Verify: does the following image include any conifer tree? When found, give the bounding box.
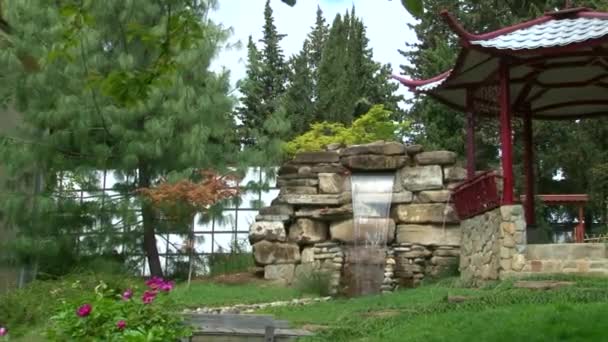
[282,46,315,136]
[259,0,287,117]
[237,0,288,144]
[307,6,329,101]
[0,0,238,277]
[235,36,265,145]
[316,9,402,124]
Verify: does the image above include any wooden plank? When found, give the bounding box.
[185,314,290,329]
[265,326,275,342]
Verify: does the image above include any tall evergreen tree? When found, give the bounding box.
[307,6,329,101]
[316,9,402,124]
[259,0,287,116]
[0,0,238,276]
[237,0,288,144]
[235,36,265,145]
[282,45,315,136]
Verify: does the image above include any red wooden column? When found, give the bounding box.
[523,108,535,225]
[499,61,514,204]
[466,89,476,179]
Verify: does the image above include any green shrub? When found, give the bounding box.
[0,272,139,338]
[284,105,410,155]
[46,277,190,341]
[294,269,332,297]
[207,240,254,277]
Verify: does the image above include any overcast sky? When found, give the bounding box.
[209,0,419,103]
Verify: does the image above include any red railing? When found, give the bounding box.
[451,171,502,220]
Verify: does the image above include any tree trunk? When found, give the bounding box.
[138,163,163,277]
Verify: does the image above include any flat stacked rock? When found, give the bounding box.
[249,141,465,293]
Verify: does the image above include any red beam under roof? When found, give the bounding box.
[520,194,589,204]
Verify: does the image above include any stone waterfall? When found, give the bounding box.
[344,173,395,296]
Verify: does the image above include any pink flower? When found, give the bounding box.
[145,276,164,290]
[121,289,133,301]
[116,320,126,331]
[160,281,174,292]
[76,304,92,317]
[142,290,157,304]
[0,327,7,336]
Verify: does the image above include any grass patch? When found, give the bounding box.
[171,280,304,308]
[260,275,608,341]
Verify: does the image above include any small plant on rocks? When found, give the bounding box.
[47,277,191,341]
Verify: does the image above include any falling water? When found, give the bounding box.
[345,173,395,296]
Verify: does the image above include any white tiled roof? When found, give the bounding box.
[417,72,450,91]
[471,17,608,50]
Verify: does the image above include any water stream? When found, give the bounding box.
[345,173,395,296]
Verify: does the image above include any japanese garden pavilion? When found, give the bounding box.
[394,6,608,234]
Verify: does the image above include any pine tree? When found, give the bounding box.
[282,45,315,136]
[307,6,329,102]
[235,36,265,145]
[317,13,351,123]
[259,0,287,116]
[0,0,238,277]
[316,8,402,124]
[237,0,288,145]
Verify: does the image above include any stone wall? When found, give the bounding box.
[249,141,463,294]
[459,205,526,284]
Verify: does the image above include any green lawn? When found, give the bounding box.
[4,273,608,341]
[171,280,305,308]
[259,275,608,341]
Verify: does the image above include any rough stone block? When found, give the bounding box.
[444,166,467,182]
[293,151,340,164]
[340,154,407,170]
[512,253,526,271]
[259,205,294,216]
[416,190,452,203]
[294,204,353,221]
[276,178,319,187]
[401,165,444,191]
[392,191,413,204]
[341,141,406,156]
[265,264,296,284]
[405,144,424,156]
[278,163,299,175]
[392,204,459,224]
[255,214,291,222]
[294,263,317,280]
[414,151,457,165]
[396,224,461,246]
[280,193,350,206]
[311,163,348,174]
[301,247,315,263]
[249,221,286,243]
[500,222,516,235]
[500,205,524,221]
[252,241,301,265]
[318,173,346,194]
[330,218,396,244]
[280,186,317,195]
[500,259,512,271]
[288,219,329,245]
[434,248,460,257]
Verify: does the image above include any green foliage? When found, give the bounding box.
[207,240,254,277]
[236,0,289,146]
[316,9,403,124]
[294,270,332,297]
[284,105,409,155]
[0,272,138,338]
[0,0,240,276]
[262,275,608,341]
[47,278,190,341]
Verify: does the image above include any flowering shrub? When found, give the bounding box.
[47,277,190,341]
